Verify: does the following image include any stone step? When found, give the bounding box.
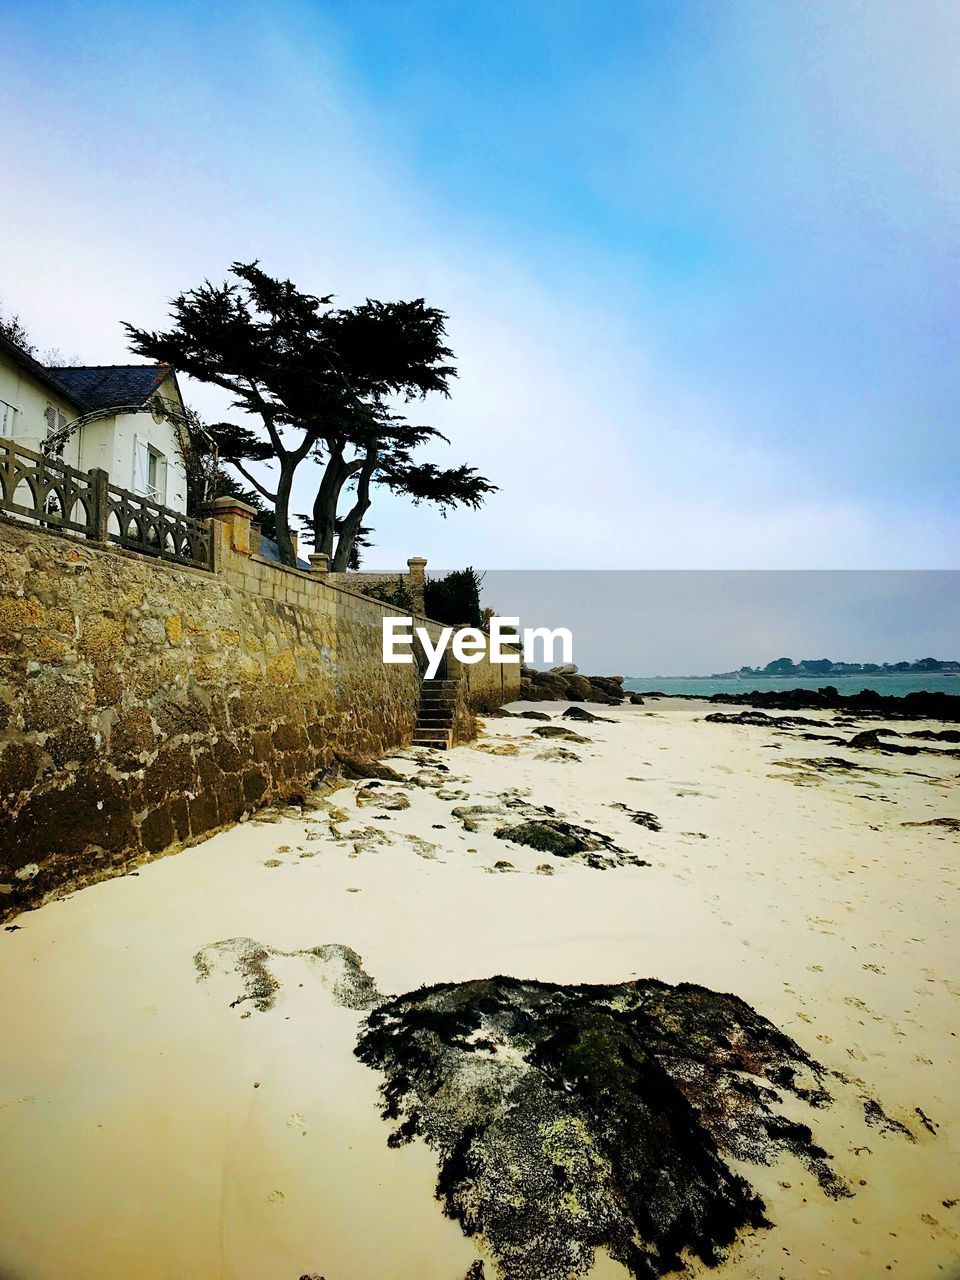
[413,677,459,752]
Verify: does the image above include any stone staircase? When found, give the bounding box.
[412,677,459,750]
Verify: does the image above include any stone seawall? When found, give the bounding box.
[0,515,515,920]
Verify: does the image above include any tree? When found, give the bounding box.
[125,262,496,567]
[0,305,36,355]
[799,658,833,674]
[424,568,484,628]
[763,657,796,675]
[0,306,83,365]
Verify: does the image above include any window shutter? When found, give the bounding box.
[156,455,167,505]
[132,434,143,491]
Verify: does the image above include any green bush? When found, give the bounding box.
[424,567,484,628]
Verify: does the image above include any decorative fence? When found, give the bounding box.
[0,436,212,570]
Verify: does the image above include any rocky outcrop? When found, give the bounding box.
[519,664,630,706]
[707,686,960,721]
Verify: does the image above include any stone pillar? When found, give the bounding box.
[309,552,330,576]
[87,468,109,544]
[407,556,427,613]
[206,497,256,555]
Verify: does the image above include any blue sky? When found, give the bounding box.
[1,0,957,568]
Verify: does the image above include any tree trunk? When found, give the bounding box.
[331,449,377,571]
[273,462,298,567]
[311,450,349,557]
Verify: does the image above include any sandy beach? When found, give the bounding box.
[0,696,957,1280]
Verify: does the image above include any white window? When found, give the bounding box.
[0,398,17,438]
[147,448,167,502]
[44,405,68,437]
[133,434,167,503]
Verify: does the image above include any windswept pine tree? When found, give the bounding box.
[125,262,496,567]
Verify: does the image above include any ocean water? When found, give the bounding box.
[622,674,960,699]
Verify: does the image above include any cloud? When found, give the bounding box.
[0,0,955,569]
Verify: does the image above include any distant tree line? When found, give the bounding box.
[721,656,960,677]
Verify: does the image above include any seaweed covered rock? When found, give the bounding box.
[495,819,647,869]
[708,686,960,721]
[356,975,850,1280]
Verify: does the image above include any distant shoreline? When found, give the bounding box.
[632,672,959,682]
[620,672,960,703]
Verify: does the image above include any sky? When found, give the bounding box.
[480,571,960,672]
[1,0,958,574]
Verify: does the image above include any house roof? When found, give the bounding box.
[46,364,173,412]
[257,533,311,572]
[0,330,176,415]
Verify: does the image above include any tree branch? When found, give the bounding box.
[229,459,277,503]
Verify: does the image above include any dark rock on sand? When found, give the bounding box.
[708,687,960,722]
[610,802,662,831]
[562,707,614,723]
[494,819,647,869]
[355,974,854,1280]
[847,729,920,755]
[705,710,833,730]
[356,783,411,810]
[906,728,960,743]
[901,817,960,833]
[531,725,590,743]
[331,752,407,782]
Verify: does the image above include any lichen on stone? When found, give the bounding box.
[355,975,865,1280]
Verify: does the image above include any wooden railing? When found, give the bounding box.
[0,437,212,570]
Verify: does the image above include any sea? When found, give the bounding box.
[621,674,960,699]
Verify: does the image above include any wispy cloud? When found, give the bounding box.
[1,0,956,567]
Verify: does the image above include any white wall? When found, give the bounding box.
[104,373,188,512]
[0,350,82,467]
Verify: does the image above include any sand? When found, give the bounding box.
[0,698,957,1279]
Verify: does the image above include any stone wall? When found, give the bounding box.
[337,557,427,613]
[0,512,510,920]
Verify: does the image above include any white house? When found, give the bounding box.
[0,331,189,514]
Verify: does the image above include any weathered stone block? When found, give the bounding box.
[140,805,175,853]
[242,768,268,803]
